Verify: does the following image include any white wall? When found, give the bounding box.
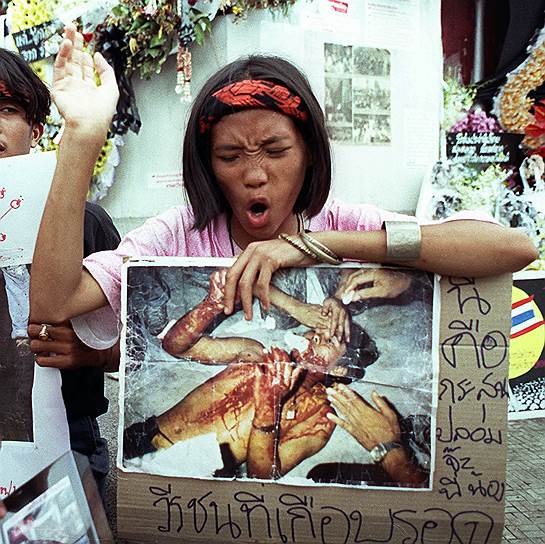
[101,0,442,235]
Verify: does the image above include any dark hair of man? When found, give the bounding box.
[335,321,379,382]
[0,48,51,125]
[183,55,332,230]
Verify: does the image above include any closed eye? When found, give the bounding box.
[217,155,238,163]
[266,147,290,156]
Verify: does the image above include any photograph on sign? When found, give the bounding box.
[1,476,89,544]
[509,271,545,419]
[120,259,437,490]
[324,43,391,145]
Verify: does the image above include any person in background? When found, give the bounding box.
[0,47,120,496]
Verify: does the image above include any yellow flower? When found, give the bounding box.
[129,37,138,54]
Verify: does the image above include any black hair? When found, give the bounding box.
[183,55,332,230]
[0,48,51,125]
[334,321,379,382]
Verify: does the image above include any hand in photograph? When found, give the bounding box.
[325,384,400,450]
[320,297,351,342]
[253,347,305,414]
[336,269,411,304]
[207,268,228,306]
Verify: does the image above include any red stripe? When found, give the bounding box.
[512,294,534,310]
[510,320,545,338]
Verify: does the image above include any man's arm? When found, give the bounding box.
[163,269,264,364]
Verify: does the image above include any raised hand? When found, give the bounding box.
[326,384,400,450]
[52,23,119,134]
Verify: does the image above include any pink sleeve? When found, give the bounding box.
[75,207,191,348]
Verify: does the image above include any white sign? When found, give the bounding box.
[0,152,56,267]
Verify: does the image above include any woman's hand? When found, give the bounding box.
[336,269,411,303]
[53,23,118,134]
[223,238,314,320]
[326,384,400,450]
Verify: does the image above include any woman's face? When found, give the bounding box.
[210,108,308,247]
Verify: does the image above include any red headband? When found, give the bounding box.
[0,81,13,98]
[199,79,308,134]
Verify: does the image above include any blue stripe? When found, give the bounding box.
[512,310,535,327]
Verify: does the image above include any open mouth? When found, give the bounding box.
[249,202,267,216]
[246,200,270,228]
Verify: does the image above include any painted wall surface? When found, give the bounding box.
[101,1,442,236]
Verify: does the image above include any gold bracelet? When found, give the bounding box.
[279,233,320,261]
[300,232,342,265]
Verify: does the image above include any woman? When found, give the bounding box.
[30,24,537,353]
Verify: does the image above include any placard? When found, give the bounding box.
[446,132,523,167]
[120,260,437,491]
[0,151,69,497]
[117,263,511,543]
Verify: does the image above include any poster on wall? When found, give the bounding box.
[508,271,545,419]
[120,258,438,490]
[0,152,69,499]
[324,43,391,145]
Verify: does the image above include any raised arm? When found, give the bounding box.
[223,220,538,319]
[30,24,119,323]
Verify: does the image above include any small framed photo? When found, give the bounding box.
[0,451,112,544]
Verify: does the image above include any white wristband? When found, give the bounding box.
[384,221,421,261]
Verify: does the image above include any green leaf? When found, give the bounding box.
[147,47,162,58]
[149,34,165,48]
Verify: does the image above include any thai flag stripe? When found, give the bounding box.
[512,309,535,327]
[511,321,545,339]
[328,0,348,13]
[511,294,544,338]
[512,294,533,310]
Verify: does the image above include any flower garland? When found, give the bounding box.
[7,0,123,201]
[495,26,545,148]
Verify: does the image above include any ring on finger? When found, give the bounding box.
[38,324,51,341]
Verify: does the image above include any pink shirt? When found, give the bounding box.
[76,199,405,347]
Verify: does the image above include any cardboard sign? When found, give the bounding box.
[11,19,64,63]
[116,260,511,543]
[446,132,523,167]
[508,270,545,420]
